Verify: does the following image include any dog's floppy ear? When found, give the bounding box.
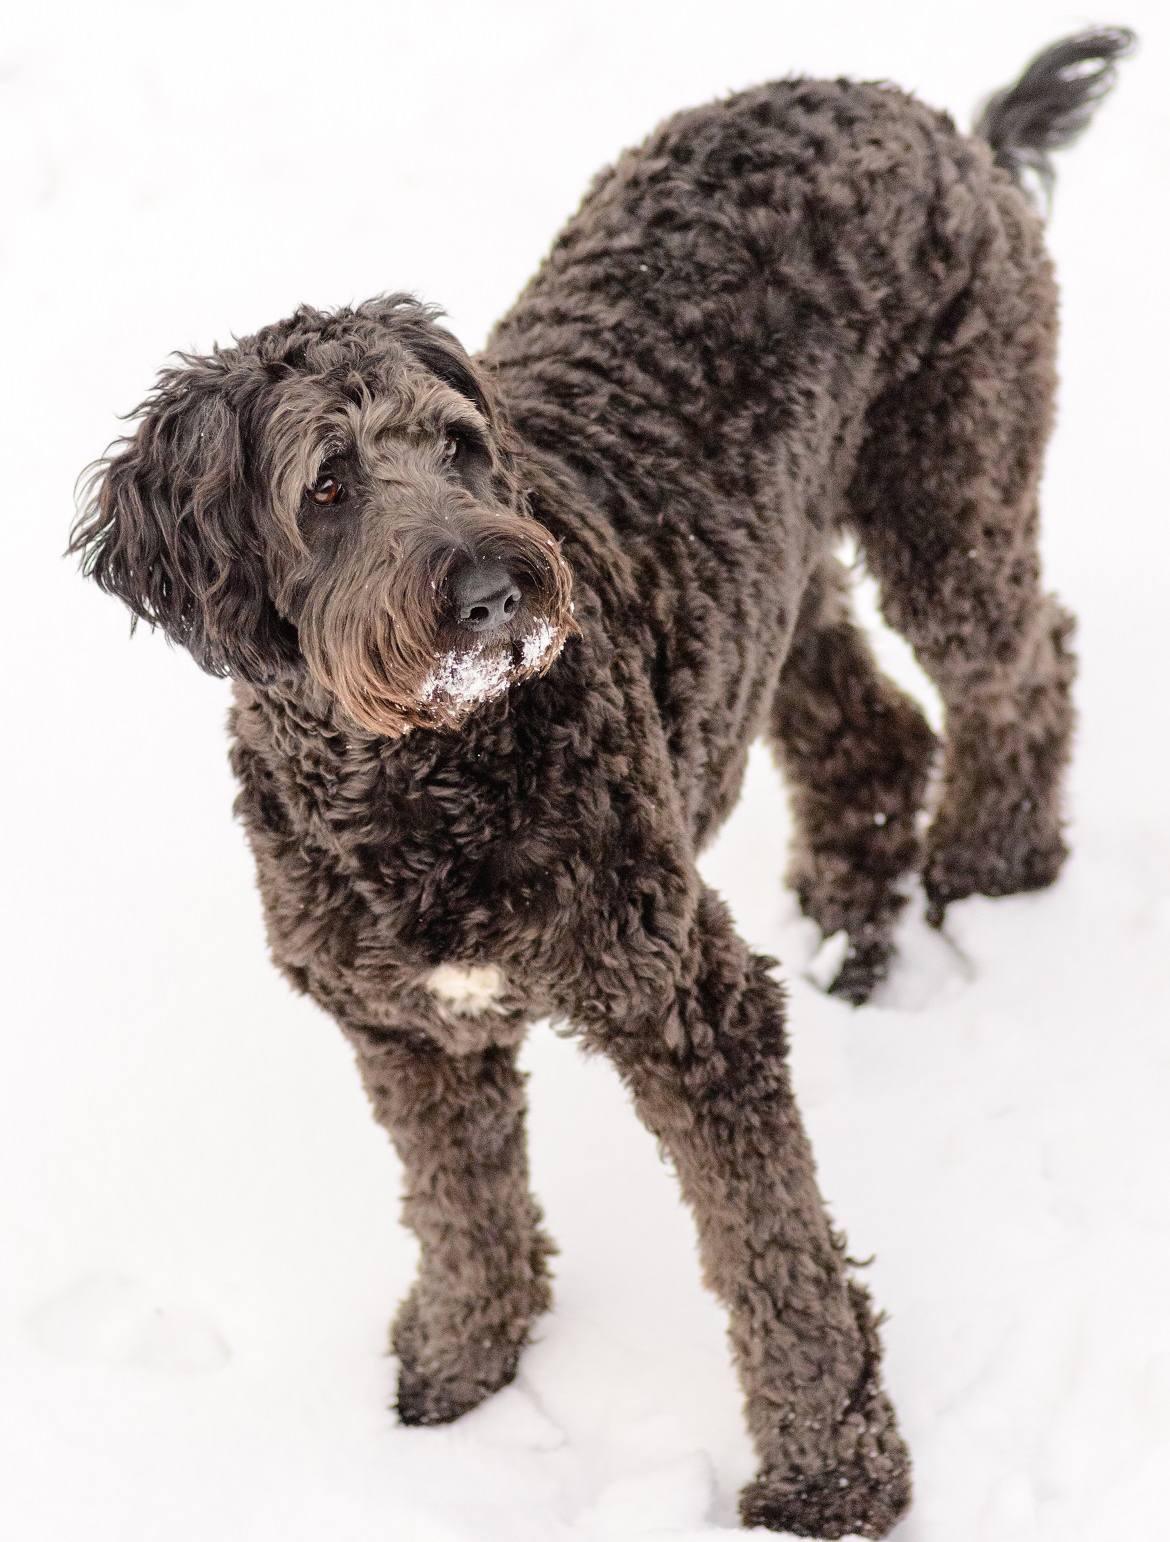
[70,356,300,684]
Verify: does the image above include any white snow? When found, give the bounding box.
[522,617,559,672]
[421,642,513,707]
[3,4,1168,1541]
[27,1272,232,1376]
[421,619,560,708]
[805,927,851,992]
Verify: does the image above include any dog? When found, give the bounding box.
[70,30,1132,1538]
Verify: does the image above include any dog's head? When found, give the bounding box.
[71,296,575,736]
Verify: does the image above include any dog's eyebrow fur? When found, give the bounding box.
[285,395,498,513]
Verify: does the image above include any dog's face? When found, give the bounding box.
[71,296,575,736]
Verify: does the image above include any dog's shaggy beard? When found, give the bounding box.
[297,508,575,738]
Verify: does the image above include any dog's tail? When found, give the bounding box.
[974,27,1135,203]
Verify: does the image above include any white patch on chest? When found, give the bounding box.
[424,962,505,1015]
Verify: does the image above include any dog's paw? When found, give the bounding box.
[739,1454,911,1538]
[826,933,896,1007]
[391,1284,539,1427]
[805,916,899,1008]
[395,1345,521,1427]
[924,816,1067,927]
[794,865,909,1008]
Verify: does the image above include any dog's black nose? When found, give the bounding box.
[449,558,522,634]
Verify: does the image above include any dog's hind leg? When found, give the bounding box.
[847,224,1075,927]
[769,560,936,1003]
[349,1029,553,1426]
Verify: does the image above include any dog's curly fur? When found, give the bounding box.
[71,31,1131,1538]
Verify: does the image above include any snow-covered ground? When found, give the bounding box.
[3,3,1168,1538]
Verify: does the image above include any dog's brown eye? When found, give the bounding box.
[308,475,344,506]
[441,434,460,465]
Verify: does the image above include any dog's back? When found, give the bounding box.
[481,84,988,838]
[486,35,1130,851]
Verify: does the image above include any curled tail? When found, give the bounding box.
[975,27,1136,202]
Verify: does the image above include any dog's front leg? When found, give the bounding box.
[348,1027,553,1426]
[575,885,910,1538]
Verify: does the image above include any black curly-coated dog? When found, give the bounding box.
[71,31,1131,1537]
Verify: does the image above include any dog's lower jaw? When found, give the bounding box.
[416,618,567,727]
[419,643,513,713]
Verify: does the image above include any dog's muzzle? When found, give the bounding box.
[419,614,566,713]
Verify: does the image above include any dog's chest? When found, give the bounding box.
[364,826,566,1043]
[248,747,571,1030]
[232,684,601,1042]
[375,806,566,973]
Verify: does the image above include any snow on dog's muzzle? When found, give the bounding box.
[420,616,567,715]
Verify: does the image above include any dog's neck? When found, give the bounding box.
[233,654,550,805]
